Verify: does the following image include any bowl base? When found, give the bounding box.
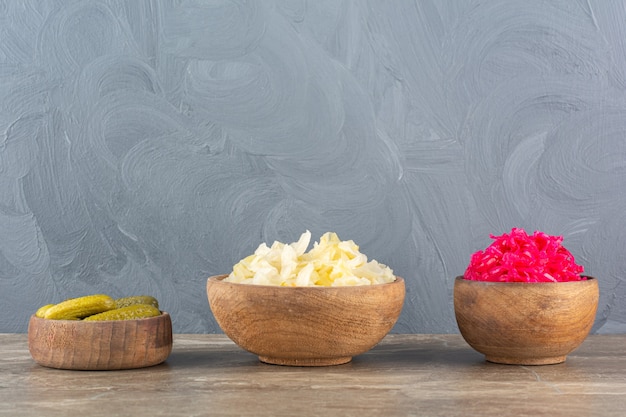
[258,355,352,366]
[485,355,567,365]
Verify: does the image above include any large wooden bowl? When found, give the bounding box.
[207,275,405,366]
[454,276,599,365]
[28,312,173,370]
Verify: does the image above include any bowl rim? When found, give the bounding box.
[207,274,404,290]
[454,275,596,286]
[28,311,171,324]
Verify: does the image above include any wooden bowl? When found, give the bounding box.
[454,276,599,365]
[28,312,173,370]
[207,275,405,366]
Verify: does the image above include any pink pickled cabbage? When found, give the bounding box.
[464,228,585,282]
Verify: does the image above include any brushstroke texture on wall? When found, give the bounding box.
[1,0,625,333]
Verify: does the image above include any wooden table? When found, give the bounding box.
[1,334,625,416]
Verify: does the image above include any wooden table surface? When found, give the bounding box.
[1,334,625,416]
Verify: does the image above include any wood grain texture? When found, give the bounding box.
[27,312,172,370]
[207,275,405,366]
[3,334,626,417]
[454,277,599,365]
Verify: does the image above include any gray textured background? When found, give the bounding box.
[1,1,625,334]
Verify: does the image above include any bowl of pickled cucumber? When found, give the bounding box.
[28,294,172,370]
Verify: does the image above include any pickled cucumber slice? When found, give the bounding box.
[35,304,55,318]
[43,294,116,320]
[115,295,159,309]
[83,304,161,321]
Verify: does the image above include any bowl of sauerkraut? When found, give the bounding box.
[206,231,405,366]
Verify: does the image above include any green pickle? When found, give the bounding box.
[35,304,55,318]
[83,304,161,321]
[115,295,159,309]
[43,294,116,320]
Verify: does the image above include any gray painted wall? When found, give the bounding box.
[1,0,625,333]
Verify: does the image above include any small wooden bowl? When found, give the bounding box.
[28,312,173,370]
[207,275,405,366]
[454,276,599,365]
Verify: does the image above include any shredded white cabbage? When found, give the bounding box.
[225,231,395,286]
